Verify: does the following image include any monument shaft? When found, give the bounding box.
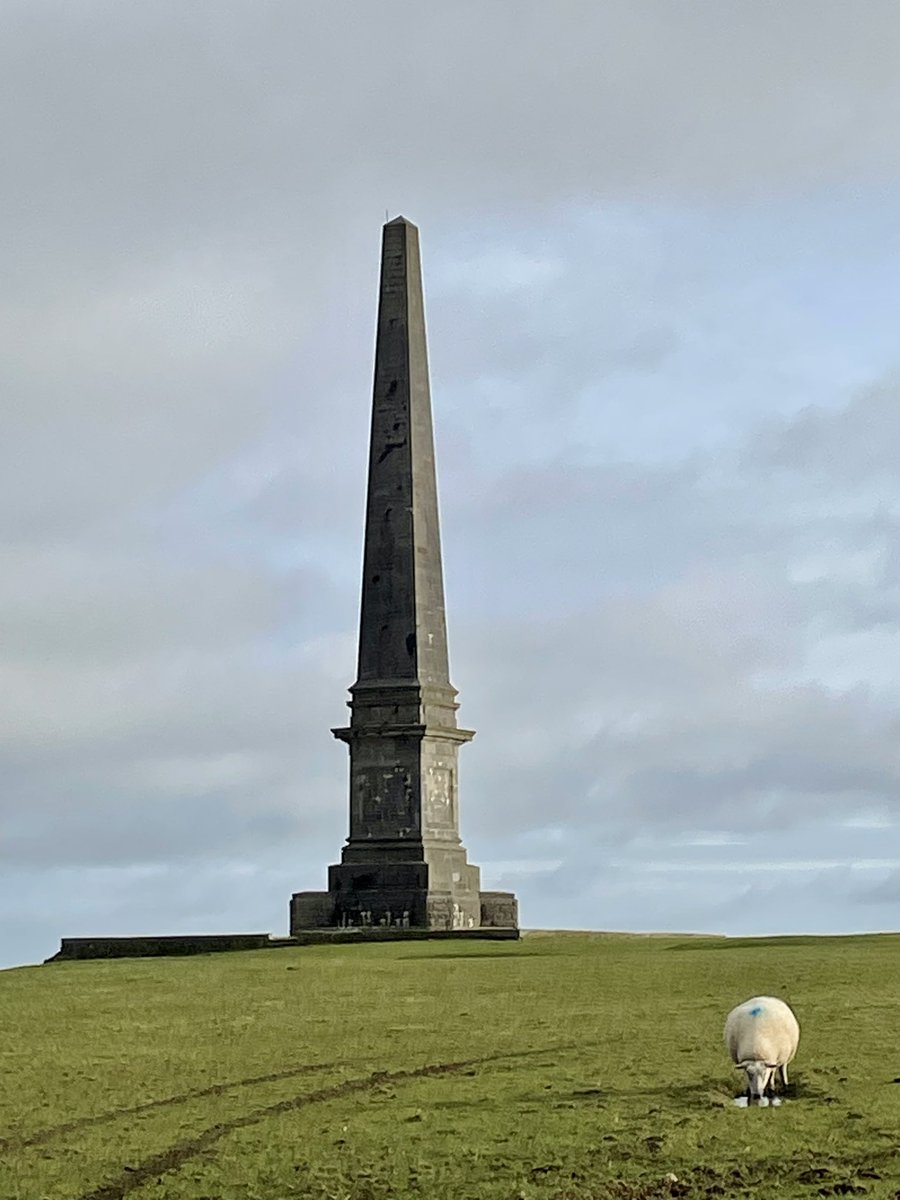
[290,218,518,934]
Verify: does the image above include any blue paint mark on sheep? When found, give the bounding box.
[749,1005,763,1016]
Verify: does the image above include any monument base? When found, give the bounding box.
[288,926,519,945]
[290,887,518,936]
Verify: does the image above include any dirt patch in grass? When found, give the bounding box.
[74,1044,576,1200]
[0,1059,356,1153]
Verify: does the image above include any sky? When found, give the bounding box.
[4,1,900,968]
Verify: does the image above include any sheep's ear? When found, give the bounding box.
[765,1063,779,1069]
[735,1062,749,1070]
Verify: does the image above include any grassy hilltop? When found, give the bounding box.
[2,932,899,1200]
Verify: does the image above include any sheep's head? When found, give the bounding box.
[738,1060,776,1100]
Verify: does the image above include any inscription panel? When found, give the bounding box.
[421,738,460,837]
[352,764,418,838]
[424,763,454,830]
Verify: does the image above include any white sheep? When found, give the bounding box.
[724,995,800,1101]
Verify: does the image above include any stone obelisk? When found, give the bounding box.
[290,217,518,935]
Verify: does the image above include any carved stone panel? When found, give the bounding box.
[420,739,460,837]
[352,764,418,839]
[425,763,454,827]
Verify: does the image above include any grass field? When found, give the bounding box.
[1,931,899,1200]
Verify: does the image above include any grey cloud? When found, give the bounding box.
[428,226,681,398]
[7,2,898,541]
[0,545,317,664]
[0,857,309,966]
[7,0,900,256]
[5,3,900,963]
[444,378,900,872]
[505,819,900,936]
[746,381,900,488]
[852,870,900,904]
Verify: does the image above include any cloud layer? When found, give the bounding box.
[3,2,900,966]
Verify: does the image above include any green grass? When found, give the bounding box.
[2,932,899,1199]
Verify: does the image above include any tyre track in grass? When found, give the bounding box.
[0,1060,358,1153]
[74,1044,576,1200]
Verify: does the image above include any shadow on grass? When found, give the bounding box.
[665,933,900,953]
[398,949,580,960]
[558,1070,821,1111]
[560,1079,730,1111]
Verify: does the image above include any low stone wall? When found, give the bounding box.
[45,934,274,962]
[45,926,520,962]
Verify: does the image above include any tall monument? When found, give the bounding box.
[290,217,518,935]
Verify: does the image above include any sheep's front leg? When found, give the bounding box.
[777,1064,789,1090]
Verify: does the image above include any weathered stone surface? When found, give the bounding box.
[291,217,517,935]
[480,891,520,928]
[46,934,274,961]
[46,926,520,962]
[287,927,519,946]
[289,891,335,930]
